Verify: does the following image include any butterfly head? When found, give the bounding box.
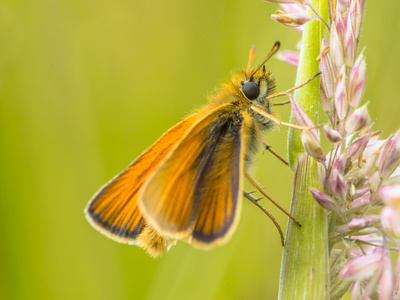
[242,67,275,104]
[229,67,276,109]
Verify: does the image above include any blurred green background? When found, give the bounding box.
[0,1,399,299]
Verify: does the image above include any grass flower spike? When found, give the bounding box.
[263,0,400,298]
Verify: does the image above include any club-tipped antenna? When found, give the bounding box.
[250,41,280,80]
[246,46,256,75]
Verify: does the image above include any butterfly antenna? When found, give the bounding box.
[250,41,280,80]
[246,46,256,75]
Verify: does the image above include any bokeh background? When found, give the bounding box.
[0,1,399,299]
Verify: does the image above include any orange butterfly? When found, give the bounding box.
[85,42,307,257]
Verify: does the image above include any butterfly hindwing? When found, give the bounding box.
[139,104,251,246]
[85,114,199,243]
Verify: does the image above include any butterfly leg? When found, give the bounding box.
[272,100,291,106]
[243,190,284,246]
[262,142,288,166]
[244,172,301,227]
[250,105,319,130]
[265,72,321,103]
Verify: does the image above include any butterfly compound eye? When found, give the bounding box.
[242,81,260,100]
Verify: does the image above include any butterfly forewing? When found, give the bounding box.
[192,112,251,246]
[139,104,251,245]
[85,114,198,243]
